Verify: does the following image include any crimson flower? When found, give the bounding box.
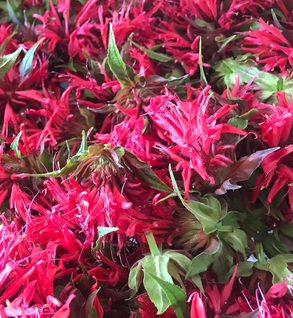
[145,86,246,196]
[44,144,174,253]
[243,18,293,76]
[257,92,293,147]
[252,145,293,212]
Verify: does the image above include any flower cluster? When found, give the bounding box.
[0,0,293,317]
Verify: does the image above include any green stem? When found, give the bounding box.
[255,243,266,263]
[199,37,207,86]
[145,231,160,257]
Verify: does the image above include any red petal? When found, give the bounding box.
[51,294,75,318]
[189,292,207,318]
[220,264,239,306]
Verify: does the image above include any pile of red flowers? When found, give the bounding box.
[0,0,293,317]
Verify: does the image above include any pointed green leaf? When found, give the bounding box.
[263,230,291,256]
[19,38,44,80]
[255,254,293,284]
[169,166,219,232]
[123,150,172,193]
[75,131,88,157]
[145,231,161,257]
[97,226,119,238]
[227,117,248,129]
[235,261,254,277]
[222,211,246,227]
[1,29,17,53]
[91,227,119,257]
[281,223,293,237]
[0,45,22,79]
[212,54,259,88]
[75,263,95,297]
[11,131,22,158]
[144,272,187,318]
[85,289,101,318]
[107,23,133,87]
[142,255,173,314]
[215,34,241,53]
[190,275,204,293]
[166,251,191,272]
[130,40,173,63]
[128,261,143,297]
[186,237,221,277]
[6,0,20,24]
[221,229,248,259]
[22,157,80,178]
[212,243,234,280]
[198,37,207,86]
[113,147,125,162]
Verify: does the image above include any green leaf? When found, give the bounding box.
[107,23,133,87]
[280,223,293,237]
[255,254,293,284]
[221,229,248,259]
[263,229,291,256]
[169,166,219,232]
[6,0,21,24]
[236,261,254,277]
[222,211,246,227]
[19,38,44,80]
[227,117,248,129]
[97,226,119,238]
[215,34,241,53]
[145,231,161,257]
[212,54,259,88]
[142,254,173,314]
[85,289,101,318]
[212,244,234,280]
[239,109,258,120]
[113,147,125,162]
[0,45,22,79]
[128,261,143,297]
[79,108,95,127]
[190,275,204,293]
[75,131,88,157]
[166,251,191,272]
[130,40,173,63]
[11,131,22,158]
[22,156,80,178]
[75,263,95,298]
[123,150,172,193]
[186,237,221,277]
[198,36,207,86]
[1,29,17,53]
[91,226,119,258]
[144,272,186,318]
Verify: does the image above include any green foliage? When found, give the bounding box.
[11,131,23,158]
[107,23,136,87]
[0,45,22,79]
[19,38,44,80]
[128,232,189,317]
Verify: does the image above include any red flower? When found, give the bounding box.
[257,92,293,147]
[145,86,246,196]
[44,145,174,253]
[252,145,293,212]
[188,292,207,318]
[243,18,293,76]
